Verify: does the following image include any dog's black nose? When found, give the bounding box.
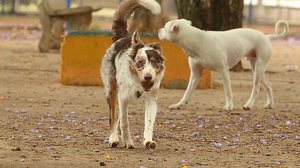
[144,73,152,81]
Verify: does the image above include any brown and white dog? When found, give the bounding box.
[101,0,164,149]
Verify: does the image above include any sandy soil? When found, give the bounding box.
[0,16,299,168]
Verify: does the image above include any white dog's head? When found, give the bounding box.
[129,31,165,92]
[158,19,192,42]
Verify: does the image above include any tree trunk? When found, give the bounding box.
[9,0,17,14]
[175,0,244,71]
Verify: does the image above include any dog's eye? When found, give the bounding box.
[136,60,145,68]
[151,59,162,68]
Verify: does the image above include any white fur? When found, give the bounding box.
[138,0,161,15]
[158,19,289,111]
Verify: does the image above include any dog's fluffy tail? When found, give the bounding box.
[112,0,161,42]
[267,20,289,40]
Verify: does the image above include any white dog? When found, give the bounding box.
[158,19,289,111]
[101,0,164,149]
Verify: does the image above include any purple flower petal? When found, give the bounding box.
[103,138,109,144]
[47,146,54,151]
[280,108,291,112]
[197,124,203,129]
[276,160,285,165]
[260,139,268,145]
[211,141,223,148]
[285,120,294,126]
[180,160,188,164]
[64,136,71,141]
[31,129,39,134]
[49,126,58,130]
[163,120,170,124]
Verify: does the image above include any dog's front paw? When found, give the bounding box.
[168,103,184,110]
[123,138,135,149]
[143,140,156,149]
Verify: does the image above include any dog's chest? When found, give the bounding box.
[184,49,211,66]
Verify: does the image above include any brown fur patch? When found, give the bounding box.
[148,42,161,52]
[107,79,117,133]
[145,49,164,73]
[129,61,138,76]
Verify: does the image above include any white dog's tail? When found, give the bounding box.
[267,20,289,40]
[112,0,161,42]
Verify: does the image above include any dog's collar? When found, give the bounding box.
[136,91,143,98]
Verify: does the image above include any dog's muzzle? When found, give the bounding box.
[141,81,154,92]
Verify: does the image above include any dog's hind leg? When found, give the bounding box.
[261,75,274,109]
[118,93,134,149]
[143,95,158,149]
[244,46,273,110]
[243,62,264,110]
[107,79,120,148]
[169,57,203,109]
[249,56,274,109]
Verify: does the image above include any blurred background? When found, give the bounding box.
[1,0,300,30]
[0,0,299,71]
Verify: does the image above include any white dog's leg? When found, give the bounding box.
[169,57,203,109]
[118,94,134,149]
[261,76,274,109]
[243,64,264,110]
[143,96,157,149]
[219,69,233,111]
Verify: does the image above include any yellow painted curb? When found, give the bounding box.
[61,35,211,89]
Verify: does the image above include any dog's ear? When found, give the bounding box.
[130,31,145,60]
[148,42,161,52]
[131,30,142,46]
[167,22,179,32]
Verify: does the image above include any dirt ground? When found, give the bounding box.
[0,16,299,168]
